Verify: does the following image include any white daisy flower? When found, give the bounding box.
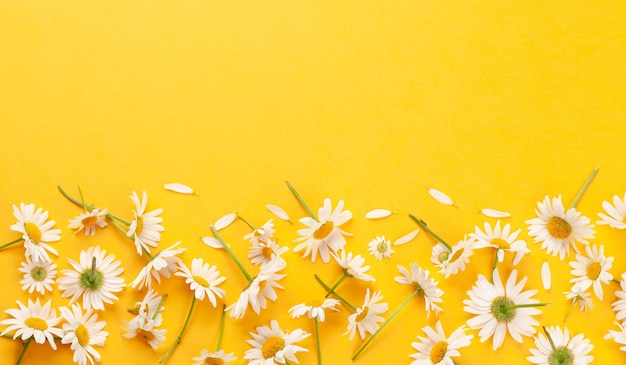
[10,203,61,262]
[60,304,108,365]
[433,236,474,278]
[345,288,389,340]
[133,289,167,326]
[471,221,530,265]
[564,284,594,321]
[193,349,237,365]
[597,191,626,229]
[57,246,125,311]
[19,255,57,295]
[368,236,394,260]
[409,321,473,365]
[122,316,166,350]
[569,244,613,300]
[175,258,226,306]
[395,263,444,316]
[526,195,595,259]
[610,273,626,322]
[243,219,276,245]
[127,191,164,256]
[463,269,543,350]
[228,260,285,319]
[0,298,63,349]
[130,241,186,290]
[430,242,451,267]
[605,321,626,352]
[288,299,341,322]
[528,326,593,365]
[244,320,309,365]
[332,250,375,282]
[68,208,108,236]
[248,239,289,267]
[294,198,352,263]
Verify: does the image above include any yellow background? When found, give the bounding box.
[1,1,626,364]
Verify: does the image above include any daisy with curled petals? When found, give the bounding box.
[122,289,167,350]
[528,326,593,365]
[409,321,473,365]
[435,236,474,279]
[463,269,547,350]
[471,220,530,266]
[60,304,108,365]
[175,258,226,306]
[368,236,394,260]
[248,239,289,267]
[19,255,57,295]
[130,241,186,290]
[610,273,626,323]
[605,322,626,352]
[193,349,237,365]
[68,208,108,236]
[345,288,388,341]
[57,246,125,311]
[127,191,164,256]
[10,203,61,262]
[526,195,594,259]
[563,284,594,322]
[569,243,613,300]
[244,320,310,365]
[243,219,276,245]
[228,259,285,319]
[597,191,626,229]
[289,299,340,365]
[324,250,374,297]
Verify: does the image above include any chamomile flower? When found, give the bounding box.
[395,263,444,316]
[244,320,309,365]
[526,195,594,259]
[0,298,63,349]
[332,250,375,282]
[434,236,474,278]
[60,304,108,365]
[10,203,61,262]
[528,326,593,365]
[127,191,164,256]
[68,208,108,236]
[130,241,186,290]
[610,273,626,322]
[228,259,285,319]
[605,322,626,352]
[294,198,352,263]
[133,289,166,326]
[345,288,389,340]
[597,191,626,229]
[248,239,289,267]
[289,299,341,322]
[122,316,166,350]
[471,221,530,265]
[430,242,451,268]
[193,349,237,365]
[175,258,226,306]
[19,255,57,295]
[368,236,394,260]
[463,269,543,350]
[244,219,275,244]
[565,284,594,313]
[569,244,613,300]
[409,321,473,365]
[57,246,125,311]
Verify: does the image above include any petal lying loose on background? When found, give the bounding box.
[480,208,511,218]
[541,260,551,290]
[202,237,226,249]
[214,212,237,230]
[163,183,194,194]
[428,188,454,206]
[365,209,394,219]
[266,204,291,222]
[393,229,419,245]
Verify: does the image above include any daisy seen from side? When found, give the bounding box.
[10,203,61,262]
[243,219,275,245]
[60,304,109,365]
[409,321,473,365]
[569,243,613,300]
[68,208,108,236]
[289,299,341,322]
[19,255,57,295]
[248,239,289,267]
[175,258,226,306]
[434,236,474,279]
[130,241,186,290]
[244,320,309,365]
[127,191,164,256]
[471,220,530,265]
[528,326,593,365]
[368,236,394,260]
[395,263,444,316]
[345,288,389,340]
[597,191,626,229]
[564,284,594,322]
[228,259,285,319]
[0,298,63,349]
[193,349,237,365]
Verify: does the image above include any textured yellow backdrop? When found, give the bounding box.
[1,1,626,364]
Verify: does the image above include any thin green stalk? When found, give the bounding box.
[408,214,452,251]
[16,337,32,365]
[58,185,131,225]
[78,186,88,212]
[285,181,316,220]
[210,225,252,282]
[325,273,349,298]
[563,297,578,322]
[613,278,621,285]
[509,303,551,309]
[236,214,256,230]
[314,275,356,312]
[216,304,226,352]
[153,294,168,321]
[1,333,14,339]
[490,250,499,283]
[160,297,196,364]
[352,290,419,360]
[542,326,557,351]
[0,237,23,250]
[569,167,599,209]
[315,317,322,365]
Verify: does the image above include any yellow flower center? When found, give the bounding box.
[24,222,42,243]
[137,328,155,342]
[76,324,90,346]
[490,238,510,249]
[355,306,369,322]
[430,340,448,363]
[547,217,572,239]
[262,246,273,260]
[135,217,144,236]
[25,317,48,331]
[204,358,224,365]
[586,262,602,280]
[193,275,210,287]
[81,215,98,227]
[313,221,334,240]
[449,248,464,263]
[261,336,285,359]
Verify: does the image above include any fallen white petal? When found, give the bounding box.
[393,229,420,246]
[541,260,551,290]
[202,237,225,249]
[365,209,394,219]
[266,204,291,221]
[428,188,454,206]
[214,212,237,230]
[163,183,194,194]
[481,208,511,218]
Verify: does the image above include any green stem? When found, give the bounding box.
[569,167,599,210]
[210,225,252,282]
[16,337,32,365]
[613,278,621,285]
[563,297,578,322]
[160,297,196,364]
[58,185,131,225]
[0,237,23,250]
[215,304,226,352]
[352,290,419,360]
[314,275,356,312]
[542,326,557,351]
[78,186,88,212]
[236,214,256,230]
[153,294,168,321]
[110,219,155,260]
[490,250,499,283]
[509,303,551,309]
[325,273,349,298]
[408,215,452,251]
[315,317,322,365]
[285,181,317,221]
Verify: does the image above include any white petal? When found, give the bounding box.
[214,213,237,230]
[541,260,551,290]
[428,188,454,206]
[163,183,194,194]
[266,204,291,221]
[365,209,394,219]
[393,229,419,246]
[202,237,226,249]
[481,208,511,218]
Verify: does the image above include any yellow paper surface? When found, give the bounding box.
[2,1,626,364]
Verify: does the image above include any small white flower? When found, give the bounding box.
[122,316,166,350]
[409,321,473,365]
[130,241,186,290]
[228,260,285,319]
[0,298,63,349]
[10,203,61,262]
[471,221,529,265]
[127,191,164,256]
[528,326,593,365]
[193,349,237,365]
[60,304,109,365]
[175,258,226,306]
[19,255,57,295]
[243,219,276,245]
[597,191,626,229]
[368,236,394,260]
[244,320,309,365]
[345,288,389,340]
[248,239,289,267]
[564,284,594,313]
[134,289,167,326]
[569,244,613,300]
[68,208,108,236]
[433,236,474,278]
[288,299,341,322]
[332,250,375,282]
[605,321,626,352]
[395,263,444,316]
